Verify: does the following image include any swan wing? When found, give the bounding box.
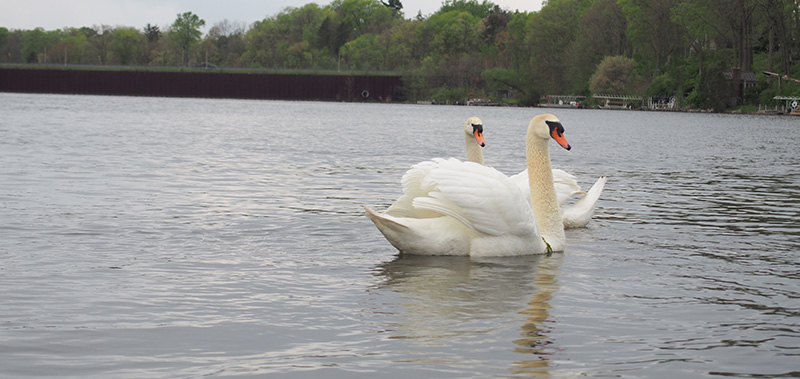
[512,168,582,206]
[509,168,530,204]
[562,176,607,228]
[551,169,583,205]
[410,158,538,237]
[385,160,441,218]
[514,168,605,228]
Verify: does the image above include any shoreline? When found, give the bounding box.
[536,103,800,116]
[2,65,796,116]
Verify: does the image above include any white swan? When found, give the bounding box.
[463,116,486,165]
[459,116,606,229]
[364,114,571,256]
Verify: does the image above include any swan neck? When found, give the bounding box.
[465,134,484,165]
[527,135,565,249]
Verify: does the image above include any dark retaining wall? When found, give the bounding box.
[0,68,404,102]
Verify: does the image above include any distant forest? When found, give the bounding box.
[2,0,799,110]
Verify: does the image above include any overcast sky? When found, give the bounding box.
[1,0,544,31]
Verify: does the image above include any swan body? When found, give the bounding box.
[365,114,571,256]
[366,159,546,256]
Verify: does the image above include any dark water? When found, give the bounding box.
[1,93,798,378]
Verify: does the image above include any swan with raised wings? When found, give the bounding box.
[459,116,606,228]
[364,114,571,256]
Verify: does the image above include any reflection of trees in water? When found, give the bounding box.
[513,254,563,376]
[373,254,562,374]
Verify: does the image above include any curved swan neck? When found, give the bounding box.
[465,134,484,165]
[526,131,565,249]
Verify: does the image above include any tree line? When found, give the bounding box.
[1,0,799,110]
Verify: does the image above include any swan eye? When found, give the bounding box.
[471,123,483,134]
[545,121,564,137]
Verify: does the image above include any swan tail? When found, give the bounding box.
[562,176,607,229]
[365,206,431,254]
[365,206,409,231]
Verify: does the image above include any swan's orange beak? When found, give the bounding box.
[552,131,571,150]
[547,121,571,150]
[474,129,485,147]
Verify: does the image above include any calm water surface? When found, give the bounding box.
[1,93,798,378]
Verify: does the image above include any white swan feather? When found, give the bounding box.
[511,168,607,228]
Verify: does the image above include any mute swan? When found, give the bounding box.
[459,116,606,229]
[364,114,571,256]
[463,116,486,165]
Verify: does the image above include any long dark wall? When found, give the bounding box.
[0,68,403,101]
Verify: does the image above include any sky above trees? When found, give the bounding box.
[0,0,544,31]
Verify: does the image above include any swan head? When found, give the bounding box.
[464,117,485,147]
[530,114,571,151]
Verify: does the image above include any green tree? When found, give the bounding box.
[671,0,759,73]
[243,5,333,69]
[482,5,508,46]
[169,11,206,66]
[418,9,484,93]
[89,25,115,65]
[278,4,328,49]
[505,11,534,71]
[686,55,734,110]
[566,0,630,93]
[110,27,143,65]
[481,67,540,103]
[589,55,637,94]
[143,24,161,65]
[426,10,482,56]
[143,24,160,43]
[206,20,246,67]
[341,33,384,70]
[724,0,759,73]
[316,16,339,54]
[385,19,425,70]
[646,72,677,99]
[1,29,23,62]
[331,0,394,41]
[21,28,48,63]
[0,27,8,62]
[437,0,496,18]
[55,27,91,65]
[489,11,539,103]
[477,5,510,70]
[618,0,683,73]
[243,17,281,68]
[759,0,799,76]
[524,0,591,94]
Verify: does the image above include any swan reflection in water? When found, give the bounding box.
[373,253,563,376]
[512,253,562,376]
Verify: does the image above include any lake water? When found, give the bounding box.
[1,93,798,378]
